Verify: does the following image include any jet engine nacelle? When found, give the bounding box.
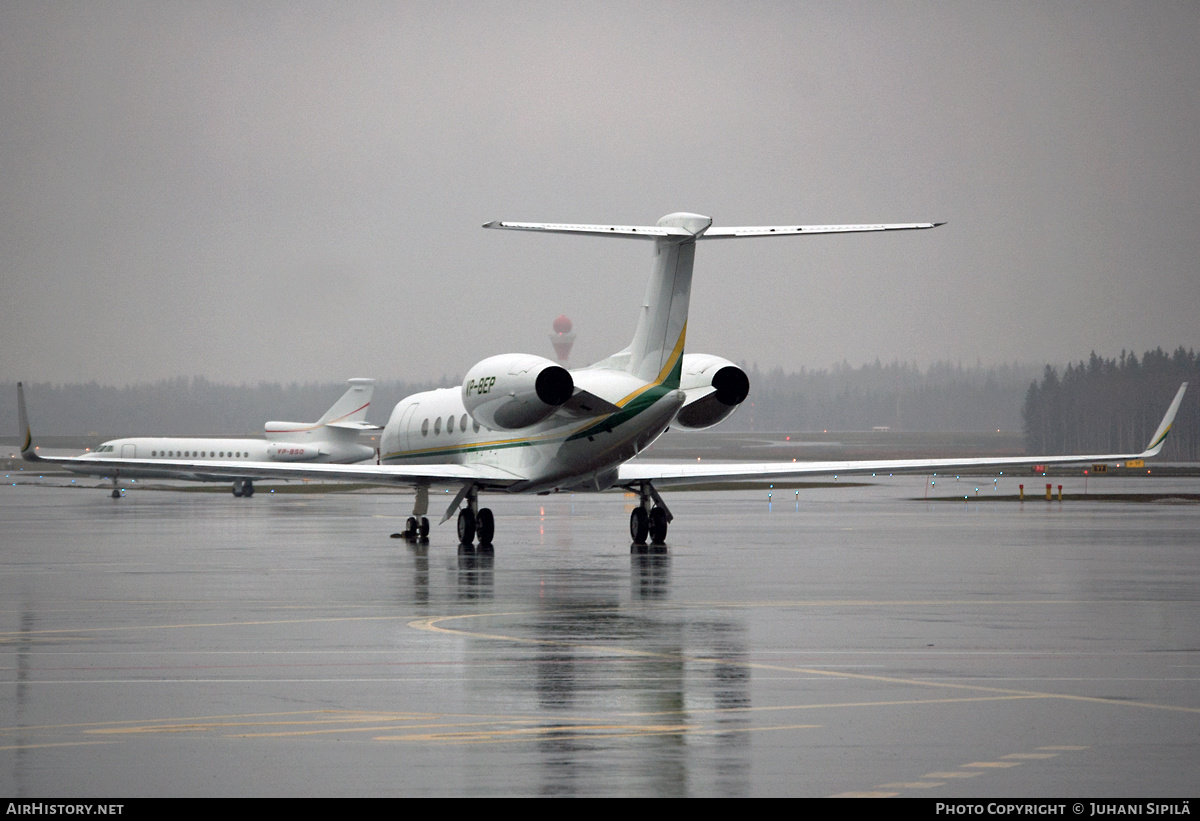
[674,354,751,430]
[462,353,574,430]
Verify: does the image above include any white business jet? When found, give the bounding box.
[24,378,379,498]
[19,213,1187,547]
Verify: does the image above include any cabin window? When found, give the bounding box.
[434,417,442,435]
[421,419,429,437]
[473,420,480,433]
[461,414,469,432]
[447,415,455,433]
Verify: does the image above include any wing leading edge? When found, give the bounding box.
[620,383,1188,487]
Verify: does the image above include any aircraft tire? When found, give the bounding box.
[649,506,668,545]
[243,481,255,498]
[111,489,122,499]
[630,507,649,545]
[476,508,494,544]
[405,517,418,538]
[419,517,430,539]
[232,481,243,497]
[457,509,476,544]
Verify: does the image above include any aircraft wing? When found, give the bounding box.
[620,383,1188,488]
[21,449,525,488]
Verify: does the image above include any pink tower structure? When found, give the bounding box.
[549,314,575,364]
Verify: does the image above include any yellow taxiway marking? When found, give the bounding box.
[0,614,413,640]
[0,741,116,751]
[411,609,1200,715]
[376,722,821,745]
[963,760,1023,768]
[832,791,900,798]
[860,745,1091,797]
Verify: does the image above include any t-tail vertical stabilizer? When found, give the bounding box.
[624,213,710,386]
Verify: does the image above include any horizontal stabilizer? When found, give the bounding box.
[325,421,384,431]
[702,222,943,238]
[485,218,943,241]
[484,220,693,239]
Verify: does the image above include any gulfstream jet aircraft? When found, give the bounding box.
[19,214,1188,547]
[25,378,379,498]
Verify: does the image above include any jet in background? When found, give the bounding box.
[25,378,379,497]
[19,214,1187,546]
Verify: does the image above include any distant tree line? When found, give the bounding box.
[727,360,1039,433]
[3,376,454,438]
[1021,347,1200,460]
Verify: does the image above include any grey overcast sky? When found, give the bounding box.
[3,1,1198,386]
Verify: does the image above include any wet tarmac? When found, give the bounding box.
[1,476,1198,797]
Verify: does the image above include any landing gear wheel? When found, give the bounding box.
[418,517,430,539]
[648,506,668,545]
[630,507,649,545]
[232,481,244,497]
[476,508,494,545]
[457,509,476,544]
[405,516,418,539]
[111,488,122,499]
[243,480,255,498]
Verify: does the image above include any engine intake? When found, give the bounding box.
[463,353,574,430]
[675,354,750,429]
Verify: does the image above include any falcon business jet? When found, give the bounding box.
[19,213,1187,548]
[24,378,379,498]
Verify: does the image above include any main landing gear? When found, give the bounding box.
[391,485,431,543]
[400,516,430,541]
[453,483,494,551]
[231,479,255,498]
[456,506,494,548]
[109,475,123,499]
[629,481,671,549]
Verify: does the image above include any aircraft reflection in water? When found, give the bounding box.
[19,213,1187,550]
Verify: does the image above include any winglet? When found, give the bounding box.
[1139,382,1188,457]
[17,382,41,462]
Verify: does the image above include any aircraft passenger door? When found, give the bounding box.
[399,403,419,452]
[121,444,136,458]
